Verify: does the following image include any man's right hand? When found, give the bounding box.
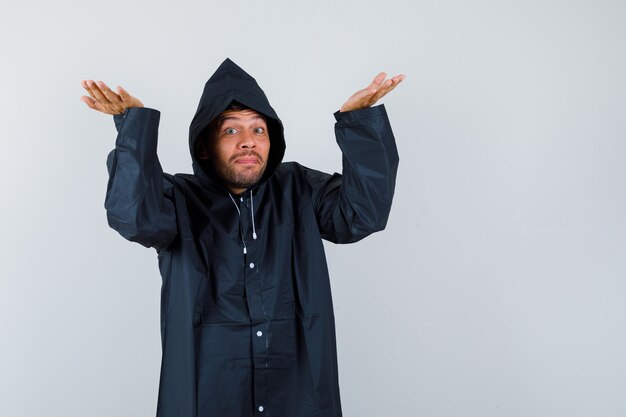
[80,80,144,115]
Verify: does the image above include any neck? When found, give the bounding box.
[229,186,246,196]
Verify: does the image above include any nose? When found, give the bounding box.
[238,130,256,148]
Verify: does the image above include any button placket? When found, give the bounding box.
[239,197,269,416]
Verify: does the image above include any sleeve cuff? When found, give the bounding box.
[333,104,386,123]
[113,107,161,131]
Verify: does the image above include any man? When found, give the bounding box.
[80,58,404,417]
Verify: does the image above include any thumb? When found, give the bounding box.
[117,85,144,108]
[117,86,130,100]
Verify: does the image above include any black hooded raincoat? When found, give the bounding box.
[105,58,399,417]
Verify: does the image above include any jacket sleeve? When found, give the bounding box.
[105,107,177,250]
[304,104,399,243]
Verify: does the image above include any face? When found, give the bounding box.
[203,109,270,194]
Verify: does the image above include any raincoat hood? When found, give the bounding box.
[189,58,286,189]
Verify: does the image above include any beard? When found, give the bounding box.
[211,151,267,191]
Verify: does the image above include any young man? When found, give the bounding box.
[81,58,404,417]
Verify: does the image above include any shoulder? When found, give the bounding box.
[166,173,204,192]
[270,162,337,193]
[275,161,332,175]
[266,162,311,191]
[168,172,195,184]
[275,161,306,175]
[272,161,328,182]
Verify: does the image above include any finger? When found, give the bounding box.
[82,79,98,100]
[379,74,405,89]
[390,74,406,85]
[118,86,144,108]
[85,80,111,104]
[80,95,105,112]
[370,79,394,102]
[84,80,124,113]
[387,74,406,91]
[117,85,133,102]
[371,72,387,86]
[96,81,124,108]
[372,75,405,102]
[96,80,127,113]
[80,95,95,107]
[366,72,387,94]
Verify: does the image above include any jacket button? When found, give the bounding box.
[249,262,255,269]
[256,330,263,337]
[258,406,264,412]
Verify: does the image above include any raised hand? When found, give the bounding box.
[340,72,405,113]
[80,80,144,115]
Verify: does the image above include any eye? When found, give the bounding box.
[224,127,238,135]
[254,127,265,134]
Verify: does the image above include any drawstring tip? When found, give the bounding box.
[253,232,257,240]
[243,247,247,254]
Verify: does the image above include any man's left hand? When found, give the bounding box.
[340,72,405,112]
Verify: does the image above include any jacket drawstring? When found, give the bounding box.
[229,190,258,254]
[250,189,257,240]
[229,193,248,254]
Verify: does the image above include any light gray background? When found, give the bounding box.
[1,0,625,416]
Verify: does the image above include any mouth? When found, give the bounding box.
[234,157,259,165]
[232,152,262,165]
